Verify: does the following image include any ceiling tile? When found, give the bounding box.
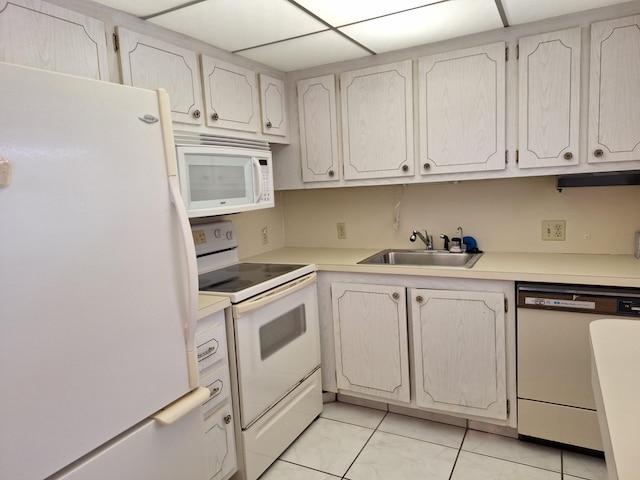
[295,0,444,26]
[91,0,189,17]
[236,30,371,72]
[501,0,629,25]
[149,0,327,52]
[340,0,503,54]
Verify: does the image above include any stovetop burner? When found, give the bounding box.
[198,263,305,294]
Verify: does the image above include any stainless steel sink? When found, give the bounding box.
[358,249,483,268]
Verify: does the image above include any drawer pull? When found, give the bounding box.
[198,345,217,359]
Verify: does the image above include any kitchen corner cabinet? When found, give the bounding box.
[418,42,505,175]
[331,282,410,403]
[259,74,288,137]
[0,0,109,80]
[518,28,581,169]
[200,56,260,133]
[116,27,203,125]
[589,14,640,164]
[340,60,414,180]
[297,75,340,183]
[409,289,507,420]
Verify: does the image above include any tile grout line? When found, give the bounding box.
[447,426,469,480]
[339,410,389,479]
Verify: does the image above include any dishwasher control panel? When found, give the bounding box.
[618,299,640,316]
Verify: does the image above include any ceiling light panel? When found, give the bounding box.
[295,0,445,26]
[237,30,371,72]
[91,0,189,17]
[501,0,629,25]
[149,0,327,52]
[340,0,503,54]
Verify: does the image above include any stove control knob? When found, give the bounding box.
[213,228,222,238]
[226,231,233,240]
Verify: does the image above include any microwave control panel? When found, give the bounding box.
[258,159,272,204]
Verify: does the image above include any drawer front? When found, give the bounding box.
[196,319,228,373]
[200,364,232,418]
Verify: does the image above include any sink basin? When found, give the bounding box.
[358,249,483,268]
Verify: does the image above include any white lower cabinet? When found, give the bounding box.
[331,282,410,403]
[204,404,237,480]
[409,288,507,420]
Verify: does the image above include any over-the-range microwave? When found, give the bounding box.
[175,144,274,217]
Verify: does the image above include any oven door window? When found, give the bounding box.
[259,305,306,361]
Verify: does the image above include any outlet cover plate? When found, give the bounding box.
[542,220,566,241]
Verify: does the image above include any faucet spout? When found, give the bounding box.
[410,230,433,250]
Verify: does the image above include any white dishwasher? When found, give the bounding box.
[516,283,640,452]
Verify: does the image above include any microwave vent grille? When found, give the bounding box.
[173,130,270,151]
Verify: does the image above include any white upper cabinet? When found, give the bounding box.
[340,60,414,180]
[518,28,581,169]
[409,288,507,420]
[259,74,288,137]
[0,0,108,80]
[589,14,640,164]
[200,56,260,133]
[116,27,203,125]
[418,42,506,175]
[297,75,340,183]
[331,282,410,403]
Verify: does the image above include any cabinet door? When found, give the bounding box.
[204,403,237,480]
[116,27,203,125]
[340,60,414,180]
[201,56,260,133]
[259,73,288,137]
[519,28,581,169]
[409,289,507,420]
[331,283,410,402]
[589,14,640,164]
[418,42,505,175]
[297,75,340,183]
[0,0,108,80]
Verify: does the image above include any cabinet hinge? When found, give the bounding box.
[516,150,519,164]
[507,399,511,415]
[504,298,508,313]
[516,44,520,60]
[505,47,509,61]
[505,151,508,165]
[113,32,120,52]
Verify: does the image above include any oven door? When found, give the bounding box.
[232,273,320,428]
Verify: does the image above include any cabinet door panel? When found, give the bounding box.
[200,56,259,133]
[298,75,339,182]
[117,27,202,125]
[419,42,505,174]
[332,283,410,402]
[204,403,237,480]
[519,28,580,168]
[341,60,414,180]
[589,14,640,163]
[260,74,288,137]
[410,289,506,420]
[0,0,108,80]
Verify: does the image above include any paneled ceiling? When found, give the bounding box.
[95,0,630,71]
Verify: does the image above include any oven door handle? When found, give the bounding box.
[233,272,317,318]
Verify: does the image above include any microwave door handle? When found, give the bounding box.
[252,157,264,202]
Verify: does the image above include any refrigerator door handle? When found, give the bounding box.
[158,89,199,389]
[151,386,209,425]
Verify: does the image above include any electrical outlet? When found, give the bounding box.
[261,227,268,245]
[542,220,566,241]
[337,222,347,240]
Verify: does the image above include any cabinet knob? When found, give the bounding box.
[392,292,400,300]
[401,165,409,172]
[416,295,424,303]
[328,170,335,177]
[594,149,604,158]
[563,152,573,160]
[224,414,232,424]
[211,112,219,121]
[266,121,273,129]
[192,109,201,119]
[423,163,430,171]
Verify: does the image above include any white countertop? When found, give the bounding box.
[243,248,640,287]
[590,319,640,480]
[197,294,230,320]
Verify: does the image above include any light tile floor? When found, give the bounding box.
[259,402,608,480]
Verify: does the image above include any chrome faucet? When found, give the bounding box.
[410,230,433,250]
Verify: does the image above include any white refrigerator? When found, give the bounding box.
[0,62,208,479]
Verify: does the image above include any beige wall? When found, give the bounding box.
[278,176,640,255]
